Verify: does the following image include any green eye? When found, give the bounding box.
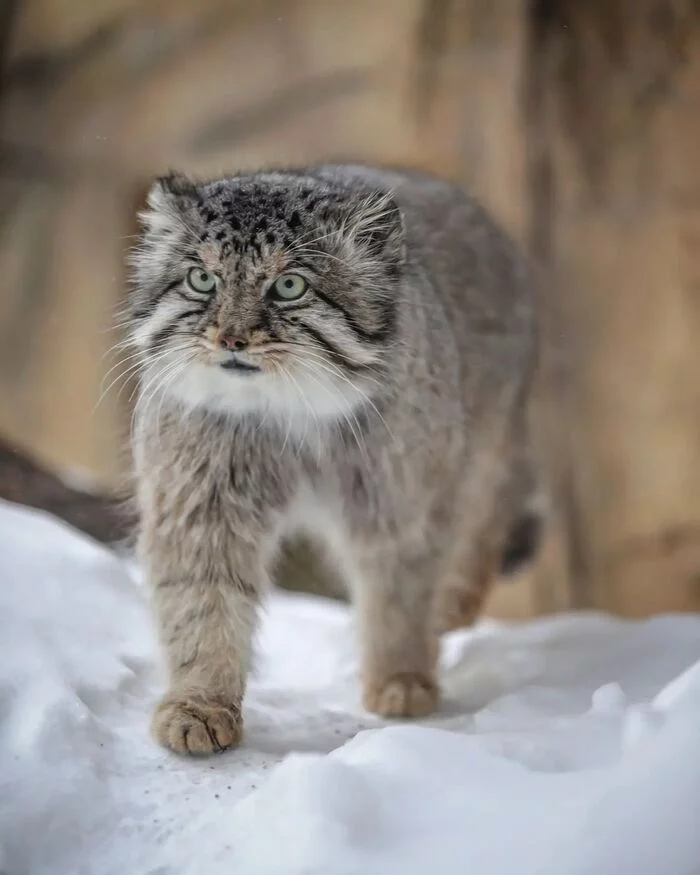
[187,267,216,293]
[271,273,307,301]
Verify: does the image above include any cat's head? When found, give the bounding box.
[127,169,405,425]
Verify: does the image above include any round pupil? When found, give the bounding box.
[284,279,294,289]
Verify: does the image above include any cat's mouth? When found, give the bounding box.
[219,354,261,375]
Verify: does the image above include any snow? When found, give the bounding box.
[1,499,700,875]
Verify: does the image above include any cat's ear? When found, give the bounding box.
[352,191,405,265]
[140,172,197,236]
[147,172,198,208]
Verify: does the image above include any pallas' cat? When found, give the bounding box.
[126,164,539,755]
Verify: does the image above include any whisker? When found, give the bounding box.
[279,340,384,388]
[99,340,191,385]
[287,225,342,251]
[132,353,194,436]
[291,361,371,466]
[287,245,351,270]
[134,355,185,417]
[152,357,193,428]
[277,368,294,457]
[94,349,173,414]
[94,342,194,411]
[281,364,320,452]
[293,355,394,443]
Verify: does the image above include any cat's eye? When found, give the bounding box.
[270,273,307,301]
[187,267,216,294]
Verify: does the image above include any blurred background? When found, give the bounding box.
[1,0,699,619]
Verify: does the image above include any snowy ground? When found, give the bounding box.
[1,499,700,875]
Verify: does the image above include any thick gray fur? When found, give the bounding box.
[127,163,539,755]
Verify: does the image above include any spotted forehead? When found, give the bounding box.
[195,180,329,254]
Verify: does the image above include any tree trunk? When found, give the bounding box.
[0,435,128,544]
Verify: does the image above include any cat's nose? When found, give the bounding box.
[218,334,248,352]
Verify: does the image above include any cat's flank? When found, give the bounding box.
[127,164,538,755]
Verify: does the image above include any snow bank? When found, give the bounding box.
[1,498,699,875]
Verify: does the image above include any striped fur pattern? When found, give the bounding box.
[127,164,539,755]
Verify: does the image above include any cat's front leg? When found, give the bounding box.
[143,524,266,756]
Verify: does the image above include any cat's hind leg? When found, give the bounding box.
[353,539,441,718]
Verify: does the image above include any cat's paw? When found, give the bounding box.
[363,672,438,718]
[151,691,242,755]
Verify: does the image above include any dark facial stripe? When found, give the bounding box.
[176,289,219,321]
[313,289,394,343]
[152,277,183,306]
[249,316,281,342]
[177,288,214,305]
[270,297,312,315]
[148,307,204,352]
[178,306,208,321]
[249,309,273,333]
[296,320,366,373]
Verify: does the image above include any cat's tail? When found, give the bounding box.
[497,425,547,578]
[499,490,545,577]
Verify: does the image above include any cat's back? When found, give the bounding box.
[311,162,515,254]
[311,163,534,336]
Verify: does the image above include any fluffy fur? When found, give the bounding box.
[126,164,539,755]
